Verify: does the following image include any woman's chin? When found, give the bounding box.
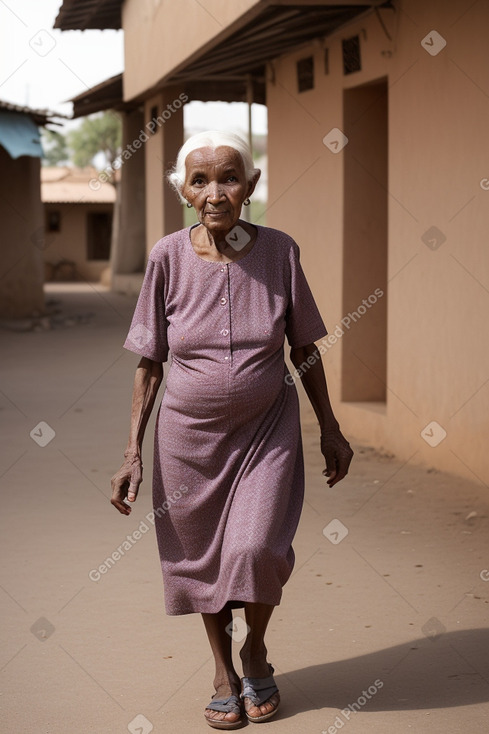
[202,215,239,235]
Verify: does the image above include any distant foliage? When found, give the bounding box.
[41,128,69,166]
[67,112,122,175]
[41,112,122,177]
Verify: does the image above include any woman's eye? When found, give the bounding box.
[227,176,238,182]
[192,177,205,185]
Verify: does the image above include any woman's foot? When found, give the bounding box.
[242,690,280,722]
[205,679,244,729]
[240,645,280,722]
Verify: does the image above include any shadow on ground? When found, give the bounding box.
[277,628,489,717]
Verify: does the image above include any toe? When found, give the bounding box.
[244,692,279,719]
[205,708,240,723]
[246,703,261,718]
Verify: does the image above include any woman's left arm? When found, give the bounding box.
[290,342,353,487]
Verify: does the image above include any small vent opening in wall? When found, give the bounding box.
[342,35,361,74]
[297,56,314,92]
[149,105,158,132]
[324,48,329,75]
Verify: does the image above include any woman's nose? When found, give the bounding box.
[206,183,224,203]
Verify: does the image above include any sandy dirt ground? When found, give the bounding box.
[1,283,488,734]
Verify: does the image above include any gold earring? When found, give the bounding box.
[243,198,251,206]
[186,202,192,208]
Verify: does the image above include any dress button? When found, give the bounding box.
[220,267,225,272]
[219,297,227,305]
[220,329,229,336]
[224,356,229,360]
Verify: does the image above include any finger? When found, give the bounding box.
[127,481,140,502]
[326,471,338,487]
[110,497,132,515]
[327,471,343,487]
[328,454,351,486]
[323,451,337,478]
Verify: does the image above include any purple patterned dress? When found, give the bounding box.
[123,224,327,615]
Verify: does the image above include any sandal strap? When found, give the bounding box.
[206,694,241,715]
[240,666,278,707]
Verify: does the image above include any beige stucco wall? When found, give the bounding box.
[123,0,260,101]
[267,0,489,482]
[120,0,488,482]
[0,146,45,318]
[43,203,113,282]
[144,88,184,255]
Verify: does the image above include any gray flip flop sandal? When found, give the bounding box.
[204,694,245,730]
[240,664,280,723]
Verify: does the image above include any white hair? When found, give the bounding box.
[167,130,259,203]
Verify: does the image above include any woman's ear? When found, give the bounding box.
[246,169,261,200]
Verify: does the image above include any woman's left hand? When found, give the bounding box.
[320,428,354,487]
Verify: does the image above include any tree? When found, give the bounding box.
[41,127,69,166]
[67,112,122,177]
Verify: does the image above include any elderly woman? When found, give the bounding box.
[111,130,353,729]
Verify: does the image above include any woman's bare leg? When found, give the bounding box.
[202,604,242,725]
[239,602,280,718]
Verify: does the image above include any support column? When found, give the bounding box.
[0,146,45,319]
[144,86,184,258]
[110,107,147,294]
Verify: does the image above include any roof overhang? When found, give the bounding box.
[56,1,392,110]
[0,111,42,159]
[54,0,121,30]
[0,100,68,159]
[163,2,390,90]
[69,73,126,117]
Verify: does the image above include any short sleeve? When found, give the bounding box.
[285,242,328,348]
[123,258,169,362]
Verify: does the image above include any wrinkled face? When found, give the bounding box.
[182,146,257,236]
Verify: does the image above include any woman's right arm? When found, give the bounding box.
[110,356,163,515]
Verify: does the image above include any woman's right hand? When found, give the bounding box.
[110,454,143,515]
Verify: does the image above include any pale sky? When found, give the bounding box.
[0,0,267,134]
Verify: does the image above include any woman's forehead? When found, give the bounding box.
[185,146,244,171]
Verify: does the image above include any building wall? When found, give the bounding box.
[43,203,113,282]
[266,0,489,482]
[0,146,45,318]
[144,88,184,255]
[123,0,260,101]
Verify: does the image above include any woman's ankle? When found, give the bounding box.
[240,645,271,678]
[213,671,241,694]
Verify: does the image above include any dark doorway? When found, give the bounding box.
[342,78,388,403]
[87,211,112,260]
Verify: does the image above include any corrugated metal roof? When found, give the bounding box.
[0,99,68,126]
